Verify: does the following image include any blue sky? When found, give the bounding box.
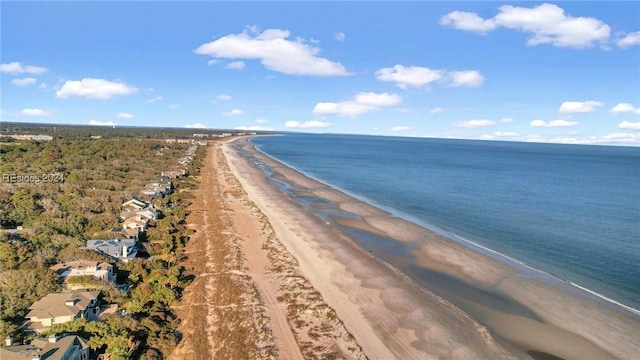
[2,1,639,145]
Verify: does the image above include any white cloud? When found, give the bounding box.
[39,83,47,89]
[146,96,164,104]
[255,118,269,124]
[11,77,37,87]
[20,108,52,117]
[56,78,138,100]
[616,31,640,49]
[618,121,640,131]
[207,59,219,66]
[117,112,134,119]
[446,70,484,87]
[494,131,519,137]
[215,94,231,102]
[609,103,640,115]
[501,118,515,123]
[194,28,349,76]
[375,65,484,89]
[168,103,179,110]
[313,92,401,117]
[285,120,331,129]
[531,119,579,127]
[441,3,611,49]
[334,31,346,41]
[429,107,444,114]
[223,108,244,116]
[558,100,603,113]
[235,125,273,131]
[440,11,497,33]
[0,62,49,75]
[583,133,640,145]
[480,131,520,140]
[354,92,402,107]
[226,61,246,70]
[455,119,496,128]
[312,102,368,118]
[375,65,444,89]
[185,123,206,129]
[391,126,411,132]
[89,120,116,126]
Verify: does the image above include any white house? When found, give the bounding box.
[50,261,116,289]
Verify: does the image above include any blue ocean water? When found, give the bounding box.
[251,133,640,310]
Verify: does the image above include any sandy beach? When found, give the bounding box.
[172,138,640,359]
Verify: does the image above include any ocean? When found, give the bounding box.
[250,133,640,311]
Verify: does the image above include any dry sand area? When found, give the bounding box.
[171,138,640,359]
[223,139,517,359]
[171,141,365,360]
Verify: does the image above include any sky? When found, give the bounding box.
[1,1,640,145]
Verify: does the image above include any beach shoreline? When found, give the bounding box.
[228,136,640,359]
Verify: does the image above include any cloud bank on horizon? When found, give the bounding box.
[1,1,639,145]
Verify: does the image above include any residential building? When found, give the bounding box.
[122,198,147,211]
[121,217,148,233]
[86,239,138,263]
[50,261,116,290]
[1,334,90,360]
[119,206,159,222]
[26,291,100,332]
[108,227,139,241]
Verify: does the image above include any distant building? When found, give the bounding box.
[5,134,53,141]
[86,239,138,263]
[120,206,159,222]
[1,334,90,360]
[26,291,100,332]
[122,198,147,211]
[109,226,140,241]
[121,217,148,235]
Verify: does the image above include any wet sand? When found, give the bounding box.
[226,137,640,359]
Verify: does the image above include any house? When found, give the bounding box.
[161,169,187,179]
[108,227,139,241]
[50,261,116,290]
[122,217,148,233]
[26,291,100,332]
[143,176,173,196]
[139,189,164,199]
[1,334,90,360]
[122,198,147,211]
[137,207,159,221]
[143,183,172,196]
[86,239,138,263]
[119,206,159,222]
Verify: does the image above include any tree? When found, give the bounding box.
[0,268,61,339]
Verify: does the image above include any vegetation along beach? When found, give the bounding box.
[2,1,639,359]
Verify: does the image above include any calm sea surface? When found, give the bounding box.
[251,134,640,310]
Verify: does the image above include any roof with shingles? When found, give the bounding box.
[0,335,89,360]
[26,291,100,319]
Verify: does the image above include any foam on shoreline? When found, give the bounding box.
[236,136,640,359]
[251,137,640,318]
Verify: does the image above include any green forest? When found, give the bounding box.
[0,126,210,359]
